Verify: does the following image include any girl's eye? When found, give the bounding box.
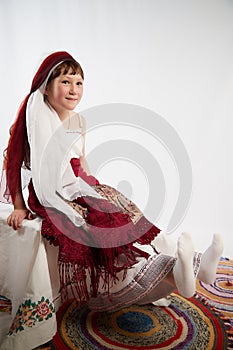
[62,80,69,84]
[76,82,83,86]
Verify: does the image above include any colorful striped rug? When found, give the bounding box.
[51,257,233,350]
[1,258,232,349]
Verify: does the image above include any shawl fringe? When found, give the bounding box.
[28,177,160,303]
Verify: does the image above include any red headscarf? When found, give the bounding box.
[5,51,76,202]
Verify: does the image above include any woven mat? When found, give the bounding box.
[50,257,233,350]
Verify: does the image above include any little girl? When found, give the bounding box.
[1,51,223,310]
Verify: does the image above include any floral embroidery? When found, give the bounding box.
[9,297,55,335]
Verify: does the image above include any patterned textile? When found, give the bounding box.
[88,253,177,312]
[28,160,161,303]
[8,297,55,335]
[0,214,57,350]
[0,296,11,313]
[195,257,233,347]
[52,294,228,349]
[46,257,233,349]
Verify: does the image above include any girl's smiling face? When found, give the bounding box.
[45,69,84,120]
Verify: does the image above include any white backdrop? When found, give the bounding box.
[0,0,232,257]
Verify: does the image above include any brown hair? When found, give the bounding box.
[46,60,84,86]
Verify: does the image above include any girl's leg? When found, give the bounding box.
[197,233,223,284]
[139,232,223,305]
[172,232,196,298]
[138,233,194,305]
[172,232,223,297]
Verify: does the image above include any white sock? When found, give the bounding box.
[198,233,223,284]
[173,232,196,298]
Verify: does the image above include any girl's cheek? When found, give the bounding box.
[56,87,66,98]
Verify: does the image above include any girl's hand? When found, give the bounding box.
[7,209,34,230]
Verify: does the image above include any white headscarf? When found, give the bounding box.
[26,64,101,227]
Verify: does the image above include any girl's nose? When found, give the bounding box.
[69,84,77,94]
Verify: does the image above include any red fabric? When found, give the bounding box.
[70,158,160,248]
[5,52,76,202]
[70,158,99,186]
[27,160,161,302]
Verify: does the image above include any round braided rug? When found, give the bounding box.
[53,293,228,350]
[196,258,233,319]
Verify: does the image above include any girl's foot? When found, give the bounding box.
[173,232,196,298]
[198,233,223,284]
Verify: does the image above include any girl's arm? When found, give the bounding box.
[7,178,34,230]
